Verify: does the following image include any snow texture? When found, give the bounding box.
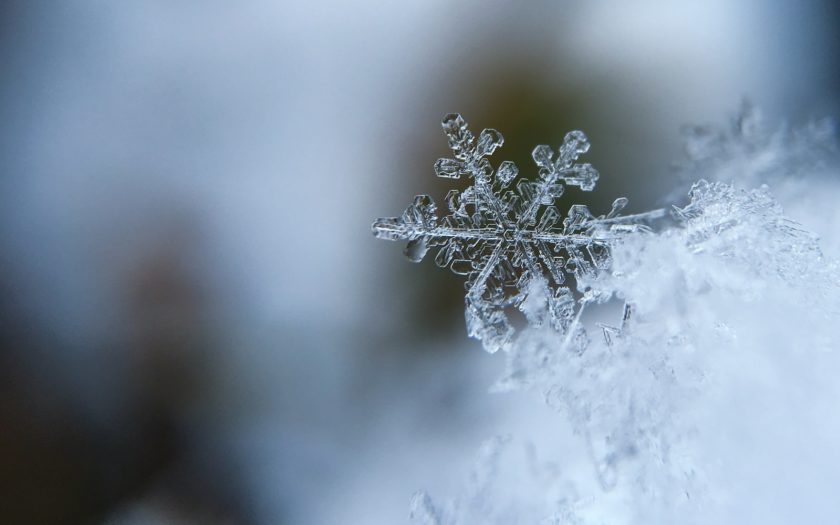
[675,101,838,194]
[374,110,840,524]
[676,101,840,258]
[373,114,663,353]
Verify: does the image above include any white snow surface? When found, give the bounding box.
[412,116,840,524]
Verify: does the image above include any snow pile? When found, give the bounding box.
[407,112,840,524]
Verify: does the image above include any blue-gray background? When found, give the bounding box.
[1,2,837,523]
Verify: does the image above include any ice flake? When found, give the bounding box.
[373,114,664,352]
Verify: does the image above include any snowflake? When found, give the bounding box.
[372,114,664,352]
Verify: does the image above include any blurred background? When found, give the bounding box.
[0,1,838,523]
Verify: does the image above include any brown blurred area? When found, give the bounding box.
[0,219,245,523]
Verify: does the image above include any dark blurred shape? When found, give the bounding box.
[0,215,246,524]
[0,280,100,523]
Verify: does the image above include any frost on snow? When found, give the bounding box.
[373,109,840,524]
[408,178,840,525]
[372,113,663,353]
[675,101,840,258]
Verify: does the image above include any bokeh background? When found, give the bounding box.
[1,1,838,523]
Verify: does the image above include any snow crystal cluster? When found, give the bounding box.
[677,102,840,258]
[374,111,840,524]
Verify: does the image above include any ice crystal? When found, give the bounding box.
[373,113,664,352]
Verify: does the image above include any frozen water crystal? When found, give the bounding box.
[373,113,664,352]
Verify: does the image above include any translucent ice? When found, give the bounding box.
[373,114,664,352]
